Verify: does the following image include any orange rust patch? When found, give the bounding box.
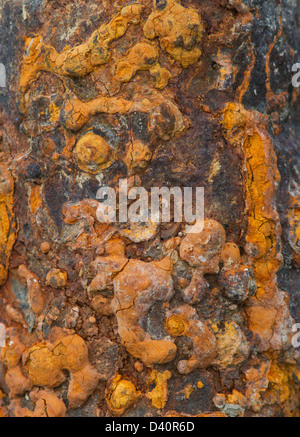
[0,159,18,286]
[22,334,100,409]
[19,3,144,112]
[146,370,172,409]
[222,102,293,351]
[29,185,42,215]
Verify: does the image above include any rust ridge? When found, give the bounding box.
[0,0,299,417]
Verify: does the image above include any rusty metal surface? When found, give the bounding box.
[0,0,299,417]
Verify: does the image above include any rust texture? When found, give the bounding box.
[0,0,299,417]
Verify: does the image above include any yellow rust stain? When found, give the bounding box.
[0,159,18,286]
[48,101,61,124]
[222,102,292,351]
[165,314,188,337]
[223,104,281,285]
[146,370,171,409]
[197,381,204,389]
[183,384,194,400]
[244,131,282,284]
[264,358,299,414]
[212,321,250,369]
[106,374,140,416]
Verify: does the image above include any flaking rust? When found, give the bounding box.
[0,0,299,417]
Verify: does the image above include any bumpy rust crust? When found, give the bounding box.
[143,0,203,67]
[19,4,145,111]
[22,333,100,408]
[112,257,177,367]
